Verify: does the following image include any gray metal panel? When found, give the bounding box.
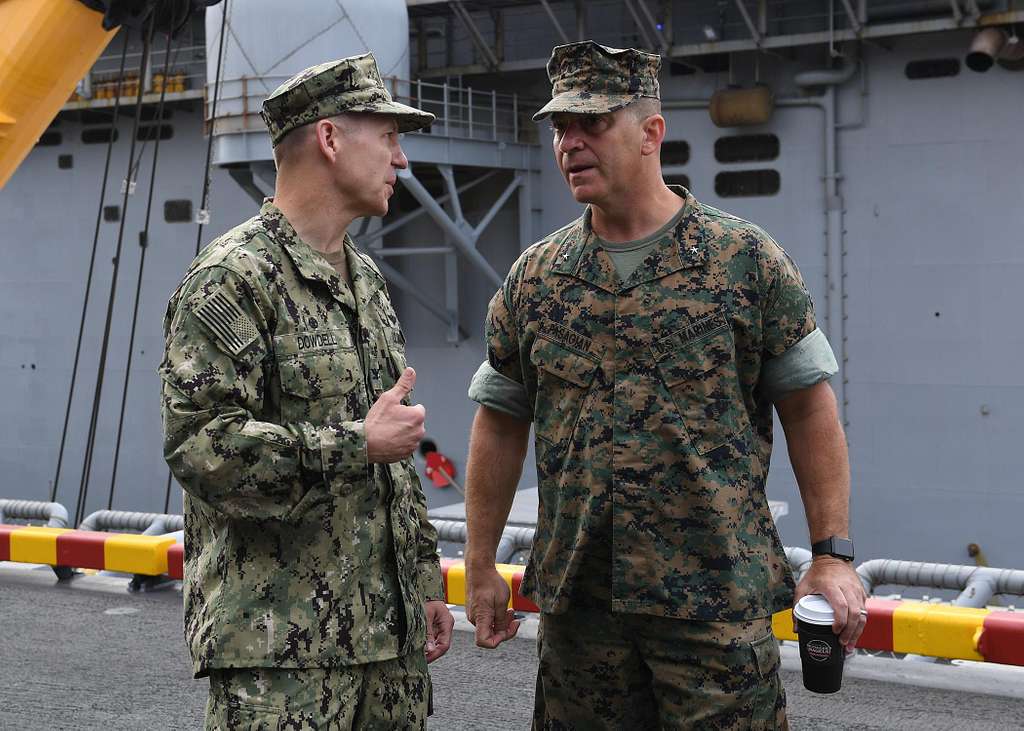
[0,105,261,517]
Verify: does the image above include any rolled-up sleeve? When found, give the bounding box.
[468,360,532,420]
[759,327,838,402]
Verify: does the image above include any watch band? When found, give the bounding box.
[811,536,855,562]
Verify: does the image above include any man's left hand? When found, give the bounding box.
[424,600,454,663]
[793,557,868,651]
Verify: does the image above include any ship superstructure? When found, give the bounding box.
[1,0,1022,575]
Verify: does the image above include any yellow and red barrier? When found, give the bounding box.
[440,558,540,613]
[771,596,1024,665]
[0,524,177,578]
[3,525,1023,666]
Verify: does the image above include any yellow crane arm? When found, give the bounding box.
[0,0,116,189]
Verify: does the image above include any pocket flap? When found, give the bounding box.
[751,632,781,679]
[530,337,600,388]
[274,330,360,399]
[654,326,734,389]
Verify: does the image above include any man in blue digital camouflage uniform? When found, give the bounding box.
[161,53,454,729]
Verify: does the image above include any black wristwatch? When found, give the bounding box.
[811,536,855,562]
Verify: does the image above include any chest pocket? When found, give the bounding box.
[529,337,600,448]
[274,329,362,423]
[653,317,750,455]
[363,324,407,398]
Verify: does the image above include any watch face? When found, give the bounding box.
[832,537,854,560]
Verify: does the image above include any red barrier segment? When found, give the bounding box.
[0,525,13,561]
[511,572,540,613]
[56,530,108,571]
[440,557,456,601]
[167,542,184,580]
[856,597,901,652]
[978,611,1024,666]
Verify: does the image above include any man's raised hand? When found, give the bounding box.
[365,367,426,463]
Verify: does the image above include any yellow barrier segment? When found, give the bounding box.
[494,564,517,609]
[104,534,176,575]
[771,608,798,641]
[443,563,522,609]
[445,562,467,605]
[892,601,988,661]
[0,0,116,188]
[8,526,68,565]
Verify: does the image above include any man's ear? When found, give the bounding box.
[640,114,666,157]
[314,119,340,162]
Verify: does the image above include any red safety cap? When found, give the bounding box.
[167,542,184,580]
[0,524,15,562]
[425,452,456,488]
[978,611,1024,666]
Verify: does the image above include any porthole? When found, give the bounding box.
[714,170,779,197]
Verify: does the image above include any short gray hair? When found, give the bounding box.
[272,114,353,170]
[626,97,662,122]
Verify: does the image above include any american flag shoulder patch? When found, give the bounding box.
[193,285,260,355]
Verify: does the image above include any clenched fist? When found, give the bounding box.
[365,367,426,464]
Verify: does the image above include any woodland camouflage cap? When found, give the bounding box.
[261,52,434,145]
[533,40,661,121]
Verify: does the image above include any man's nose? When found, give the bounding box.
[557,125,584,153]
[393,145,409,170]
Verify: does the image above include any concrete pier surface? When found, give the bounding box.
[2,564,1022,730]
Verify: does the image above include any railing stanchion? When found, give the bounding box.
[513,93,518,142]
[492,89,497,140]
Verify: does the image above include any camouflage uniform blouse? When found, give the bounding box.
[485,190,820,622]
[160,201,443,676]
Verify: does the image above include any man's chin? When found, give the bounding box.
[569,186,596,204]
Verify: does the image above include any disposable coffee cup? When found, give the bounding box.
[794,594,845,693]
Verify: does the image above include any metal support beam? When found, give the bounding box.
[964,0,981,20]
[227,166,268,206]
[444,244,459,343]
[492,7,505,64]
[734,0,762,44]
[474,173,523,238]
[397,165,504,288]
[624,0,658,51]
[416,9,1024,78]
[448,1,499,69]
[635,0,669,52]
[518,171,532,252]
[439,165,464,222]
[354,170,499,249]
[372,247,454,257]
[538,0,570,44]
[949,0,963,23]
[839,0,863,33]
[366,251,464,336]
[575,0,585,40]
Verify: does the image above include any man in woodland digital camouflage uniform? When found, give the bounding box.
[160,53,453,729]
[463,41,868,729]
